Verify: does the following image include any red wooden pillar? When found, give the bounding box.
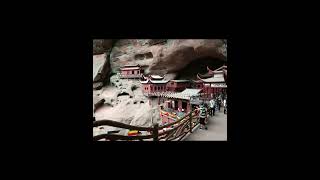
[178,100,182,111]
[209,83,211,97]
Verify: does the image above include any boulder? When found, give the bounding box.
[93,39,113,55]
[93,96,105,112]
[93,82,103,90]
[93,53,110,86]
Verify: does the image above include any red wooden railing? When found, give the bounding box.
[93,110,199,141]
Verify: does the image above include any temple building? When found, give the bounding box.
[140,75,168,96]
[166,80,191,92]
[191,79,204,89]
[159,88,203,125]
[196,65,227,98]
[119,64,143,79]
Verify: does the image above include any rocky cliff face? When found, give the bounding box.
[93,76,161,128]
[109,39,227,79]
[93,39,114,55]
[93,39,227,82]
[92,39,116,89]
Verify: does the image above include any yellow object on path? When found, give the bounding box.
[128,130,139,136]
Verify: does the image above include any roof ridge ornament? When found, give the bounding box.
[207,66,214,73]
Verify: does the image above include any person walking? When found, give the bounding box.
[224,98,227,114]
[209,98,215,116]
[208,101,212,116]
[199,104,208,130]
[216,97,220,112]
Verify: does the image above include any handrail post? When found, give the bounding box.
[189,112,192,133]
[153,123,159,141]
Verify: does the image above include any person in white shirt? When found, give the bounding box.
[223,98,227,114]
[209,99,215,116]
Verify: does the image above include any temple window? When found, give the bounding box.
[174,100,178,110]
[182,101,188,110]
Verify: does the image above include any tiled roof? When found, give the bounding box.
[123,64,140,67]
[211,83,227,88]
[197,73,213,79]
[150,75,164,79]
[150,80,168,84]
[120,67,140,70]
[139,79,168,84]
[140,79,150,84]
[170,80,190,83]
[201,73,225,83]
[181,88,202,95]
[162,89,202,100]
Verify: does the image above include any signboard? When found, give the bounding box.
[211,83,227,88]
[190,95,202,105]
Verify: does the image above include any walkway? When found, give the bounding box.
[184,108,227,141]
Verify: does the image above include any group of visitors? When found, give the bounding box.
[208,93,227,115]
[194,93,227,130]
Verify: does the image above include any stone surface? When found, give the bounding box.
[94,73,161,127]
[93,95,105,112]
[93,82,103,90]
[109,39,227,80]
[93,53,110,87]
[184,108,227,141]
[93,39,113,55]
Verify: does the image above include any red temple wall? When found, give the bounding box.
[142,84,152,94]
[151,84,166,93]
[142,83,167,94]
[121,70,140,76]
[166,82,190,92]
[142,84,146,93]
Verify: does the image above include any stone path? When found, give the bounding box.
[184,108,227,141]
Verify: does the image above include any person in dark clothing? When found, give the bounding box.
[216,98,220,111]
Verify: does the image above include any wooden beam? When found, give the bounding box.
[93,134,154,141]
[93,120,153,131]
